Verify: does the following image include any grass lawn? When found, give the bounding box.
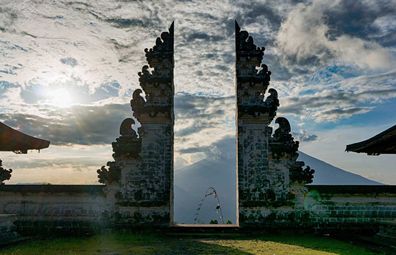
[0,231,384,255]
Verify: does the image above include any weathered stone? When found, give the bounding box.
[0,214,19,245]
[103,22,174,226]
[97,161,121,185]
[236,21,314,226]
[0,160,12,185]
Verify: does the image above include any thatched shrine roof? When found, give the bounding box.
[346,125,396,155]
[0,122,50,154]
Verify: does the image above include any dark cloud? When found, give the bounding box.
[275,0,395,71]
[64,1,92,10]
[106,18,146,28]
[176,122,207,137]
[264,54,294,80]
[186,32,224,42]
[324,1,396,45]
[174,94,234,152]
[189,12,218,21]
[0,80,17,91]
[214,64,228,72]
[280,94,389,122]
[60,57,78,67]
[175,93,232,120]
[281,94,343,115]
[177,135,235,160]
[0,39,28,52]
[0,7,17,32]
[0,64,23,75]
[40,14,64,21]
[235,2,282,30]
[83,4,163,31]
[320,107,371,116]
[0,93,232,146]
[0,104,130,145]
[178,146,209,154]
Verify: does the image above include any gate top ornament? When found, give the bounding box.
[131,22,174,121]
[235,21,279,122]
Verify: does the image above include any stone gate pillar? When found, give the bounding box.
[100,23,174,227]
[130,22,174,225]
[235,21,313,227]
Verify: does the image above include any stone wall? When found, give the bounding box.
[305,185,396,231]
[0,185,106,233]
[239,185,396,232]
[0,214,19,245]
[1,184,395,233]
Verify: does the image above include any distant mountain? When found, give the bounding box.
[173,151,381,224]
[298,151,382,185]
[174,157,237,224]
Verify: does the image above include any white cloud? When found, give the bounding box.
[276,0,395,70]
[278,69,396,122]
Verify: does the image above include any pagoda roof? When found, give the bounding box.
[0,122,50,153]
[346,125,396,155]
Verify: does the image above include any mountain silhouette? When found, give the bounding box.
[173,150,381,224]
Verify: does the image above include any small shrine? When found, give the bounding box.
[346,125,396,155]
[0,122,50,184]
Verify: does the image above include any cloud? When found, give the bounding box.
[60,57,78,67]
[0,80,18,95]
[177,135,235,160]
[173,93,235,164]
[186,32,224,42]
[18,80,123,105]
[293,131,318,142]
[0,7,17,32]
[0,0,395,185]
[278,69,396,122]
[0,104,131,145]
[313,107,372,122]
[276,0,395,70]
[0,93,232,148]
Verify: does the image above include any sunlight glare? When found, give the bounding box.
[46,88,75,108]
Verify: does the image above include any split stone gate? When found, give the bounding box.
[0,22,395,232]
[97,21,316,226]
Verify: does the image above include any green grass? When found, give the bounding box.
[0,231,383,255]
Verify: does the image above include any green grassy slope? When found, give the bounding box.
[0,232,382,255]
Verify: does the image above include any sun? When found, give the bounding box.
[45,88,75,108]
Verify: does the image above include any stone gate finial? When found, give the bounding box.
[111,118,142,160]
[131,22,174,121]
[235,20,278,123]
[270,117,299,159]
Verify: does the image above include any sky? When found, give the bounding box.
[0,0,395,185]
